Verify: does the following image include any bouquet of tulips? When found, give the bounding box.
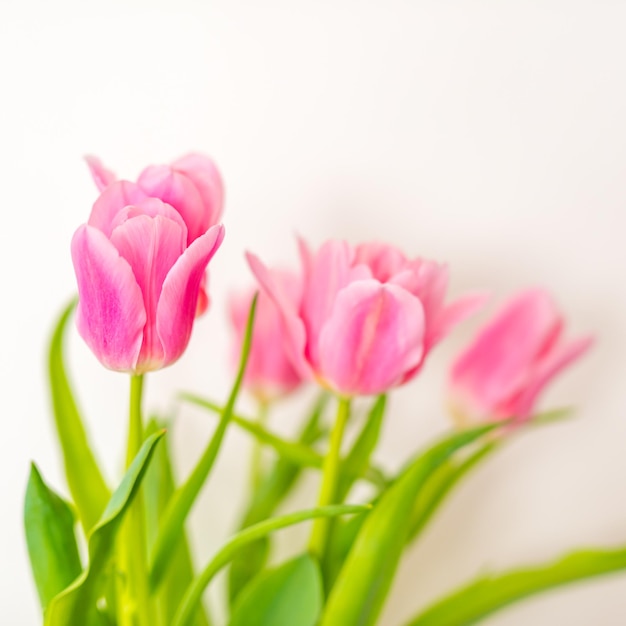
[25,152,624,626]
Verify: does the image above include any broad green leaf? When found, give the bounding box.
[230,554,322,626]
[143,419,210,626]
[150,295,258,591]
[24,464,82,610]
[320,424,498,626]
[44,431,164,626]
[173,504,370,626]
[228,394,327,605]
[336,395,386,502]
[406,547,626,626]
[48,300,110,531]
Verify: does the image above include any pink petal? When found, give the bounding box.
[71,225,146,371]
[156,224,225,365]
[300,240,355,367]
[427,292,489,349]
[510,335,594,418]
[354,242,408,282]
[317,280,425,396]
[84,155,117,192]
[88,180,148,237]
[246,252,312,379]
[109,197,188,236]
[137,165,206,244]
[450,289,562,412]
[110,213,187,371]
[172,153,225,227]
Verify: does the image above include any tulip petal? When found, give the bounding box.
[71,225,146,371]
[300,240,356,367]
[318,280,425,396]
[428,292,489,349]
[172,153,225,226]
[88,181,148,237]
[246,252,311,379]
[84,155,117,192]
[510,335,594,418]
[137,165,206,244]
[110,213,187,370]
[450,289,562,412]
[157,224,225,365]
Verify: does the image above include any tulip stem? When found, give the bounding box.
[249,401,269,491]
[309,395,351,560]
[119,374,154,626]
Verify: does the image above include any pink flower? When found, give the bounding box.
[71,182,224,373]
[229,272,305,402]
[247,239,485,397]
[85,153,224,316]
[449,288,593,423]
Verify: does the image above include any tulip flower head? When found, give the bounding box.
[229,272,305,402]
[247,239,485,397]
[449,288,593,424]
[72,181,224,373]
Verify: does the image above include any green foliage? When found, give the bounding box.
[24,464,82,610]
[320,424,498,626]
[44,431,164,626]
[406,547,626,626]
[48,300,110,532]
[229,555,322,626]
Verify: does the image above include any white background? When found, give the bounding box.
[2,1,626,624]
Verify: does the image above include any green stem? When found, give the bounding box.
[309,396,351,559]
[120,375,154,626]
[249,401,269,491]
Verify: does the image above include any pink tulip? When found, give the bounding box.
[71,183,224,373]
[449,288,593,423]
[247,239,485,396]
[85,153,224,316]
[229,272,305,401]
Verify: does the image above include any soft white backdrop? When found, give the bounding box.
[2,1,626,624]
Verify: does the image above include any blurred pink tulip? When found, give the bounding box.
[247,239,484,396]
[449,288,593,423]
[72,182,224,373]
[229,272,305,402]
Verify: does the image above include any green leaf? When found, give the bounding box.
[173,504,370,626]
[320,423,499,626]
[44,431,164,626]
[143,419,211,626]
[24,464,82,610]
[228,394,328,605]
[336,395,386,502]
[406,547,626,626]
[48,299,110,532]
[229,555,322,626]
[150,295,258,591]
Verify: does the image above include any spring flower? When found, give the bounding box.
[449,288,593,424]
[71,184,224,373]
[229,272,305,402]
[247,239,484,396]
[86,153,224,316]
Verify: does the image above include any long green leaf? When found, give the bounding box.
[228,394,328,605]
[406,547,626,626]
[143,419,210,626]
[173,504,370,626]
[149,295,258,591]
[230,554,322,626]
[44,431,164,626]
[48,300,110,531]
[24,464,82,610]
[320,424,498,626]
[336,395,386,502]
